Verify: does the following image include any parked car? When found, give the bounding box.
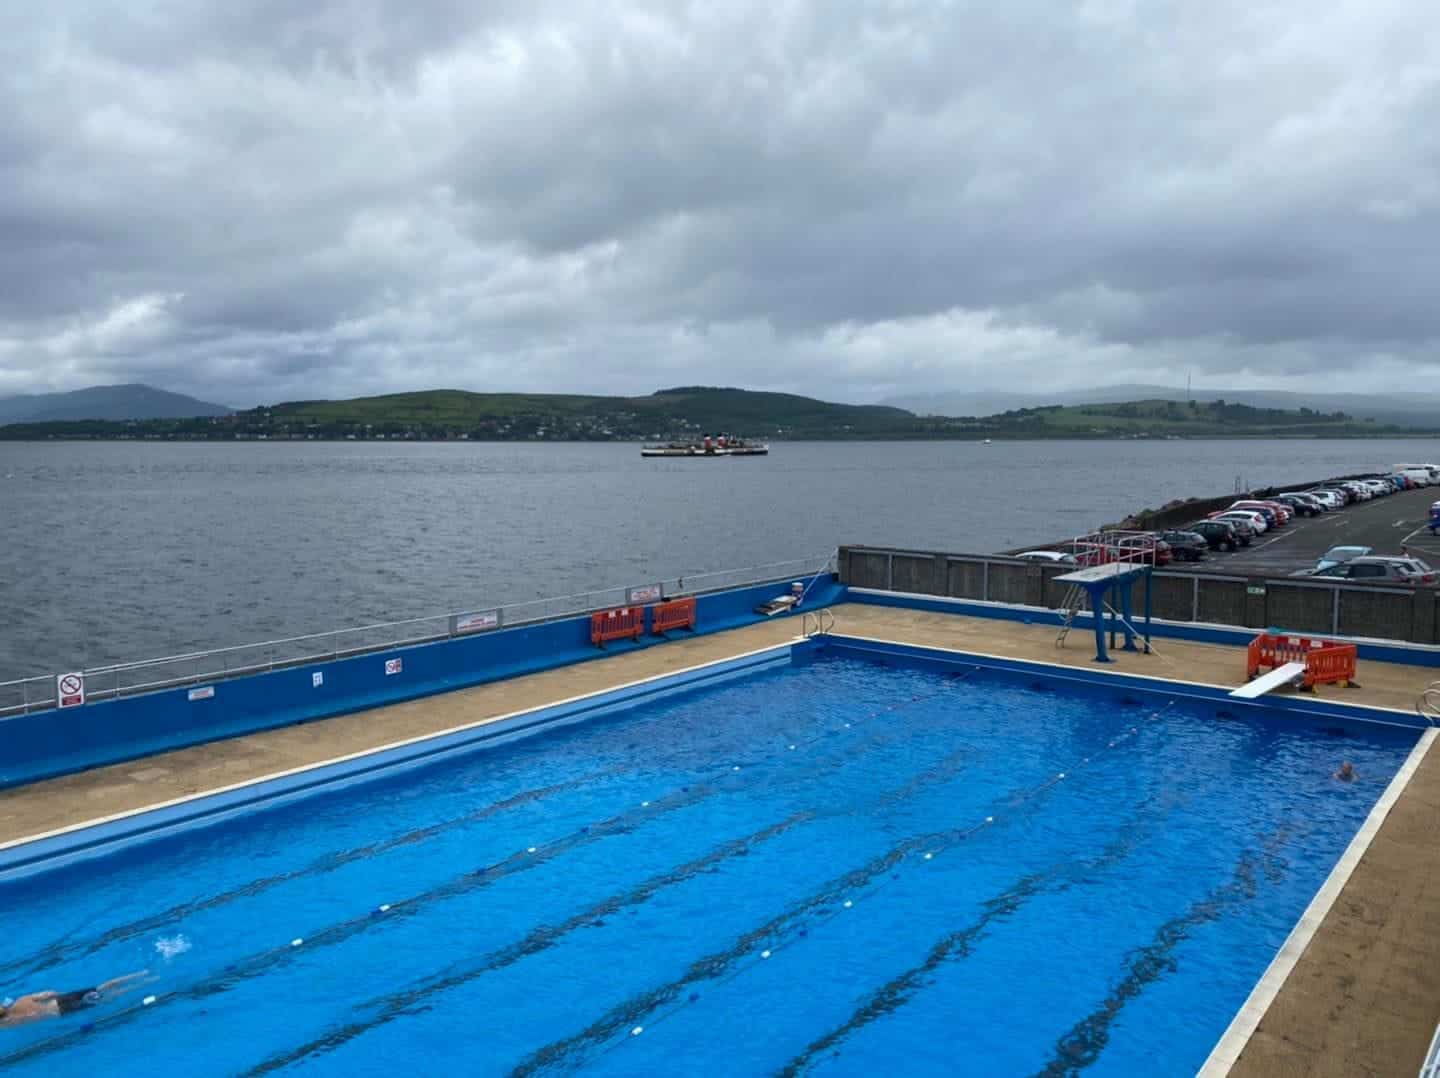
[1311,556,1437,585]
[1308,488,1348,508]
[1015,550,1077,565]
[1189,520,1243,551]
[1359,479,1391,497]
[1110,535,1171,565]
[1227,501,1283,527]
[1274,493,1323,516]
[1212,509,1268,534]
[1157,530,1208,561]
[1338,481,1372,501]
[1290,545,1373,576]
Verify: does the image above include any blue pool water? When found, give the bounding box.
[0,652,1418,1076]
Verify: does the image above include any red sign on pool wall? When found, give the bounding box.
[57,672,85,708]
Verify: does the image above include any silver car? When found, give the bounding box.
[1311,556,1436,584]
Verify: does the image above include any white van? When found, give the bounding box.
[1397,464,1437,486]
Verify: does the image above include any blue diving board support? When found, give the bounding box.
[1053,562,1154,663]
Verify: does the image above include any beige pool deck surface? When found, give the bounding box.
[3,601,1438,1073]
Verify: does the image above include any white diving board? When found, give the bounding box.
[1053,562,1150,585]
[1229,662,1307,699]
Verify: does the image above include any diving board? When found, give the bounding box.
[1053,562,1149,585]
[1230,662,1307,699]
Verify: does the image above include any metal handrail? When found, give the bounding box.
[0,551,838,718]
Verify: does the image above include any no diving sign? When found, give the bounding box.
[57,672,85,708]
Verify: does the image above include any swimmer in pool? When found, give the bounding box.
[1334,761,1356,782]
[0,971,149,1028]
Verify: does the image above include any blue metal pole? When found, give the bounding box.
[1090,582,1110,662]
[1121,578,1137,652]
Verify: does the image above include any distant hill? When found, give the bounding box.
[0,388,1427,440]
[262,386,914,438]
[0,384,232,423]
[980,398,1401,437]
[883,384,1440,428]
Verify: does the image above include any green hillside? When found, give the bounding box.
[0,389,1422,441]
[983,398,1399,437]
[263,386,913,439]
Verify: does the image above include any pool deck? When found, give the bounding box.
[2,603,1438,1073]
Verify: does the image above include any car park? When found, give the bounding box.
[1157,530,1208,562]
[1189,520,1243,552]
[1311,556,1437,585]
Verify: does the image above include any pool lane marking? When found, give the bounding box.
[775,788,1191,1077]
[240,813,817,1077]
[509,700,1178,1076]
[0,769,619,983]
[1031,824,1301,1077]
[0,666,983,1069]
[1197,726,1438,1077]
[239,737,988,1075]
[0,638,804,856]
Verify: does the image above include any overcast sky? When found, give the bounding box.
[0,2,1436,407]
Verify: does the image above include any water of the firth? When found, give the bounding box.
[0,439,1425,676]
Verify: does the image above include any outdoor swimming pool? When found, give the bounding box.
[0,647,1419,1076]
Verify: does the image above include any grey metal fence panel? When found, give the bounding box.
[946,560,987,600]
[890,554,938,596]
[1196,579,1247,626]
[848,552,890,590]
[1263,584,1335,635]
[1143,574,1196,622]
[1337,587,1415,640]
[986,563,1029,605]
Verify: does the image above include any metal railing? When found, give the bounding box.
[0,552,837,718]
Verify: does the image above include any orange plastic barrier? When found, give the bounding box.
[591,606,645,646]
[651,597,697,636]
[1246,633,1357,690]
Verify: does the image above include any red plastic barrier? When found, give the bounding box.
[1246,633,1357,689]
[1303,643,1358,689]
[591,606,645,646]
[651,597,697,635]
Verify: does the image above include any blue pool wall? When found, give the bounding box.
[0,646,793,883]
[800,634,1430,734]
[0,578,845,790]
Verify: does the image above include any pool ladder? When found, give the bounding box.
[803,608,836,638]
[1055,583,1089,648]
[1416,680,1440,725]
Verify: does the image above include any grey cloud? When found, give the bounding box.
[1,0,1438,406]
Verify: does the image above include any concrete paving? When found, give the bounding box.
[2,602,1437,1076]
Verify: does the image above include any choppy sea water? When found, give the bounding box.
[0,438,1425,676]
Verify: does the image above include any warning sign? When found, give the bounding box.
[384,658,403,676]
[57,672,85,709]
